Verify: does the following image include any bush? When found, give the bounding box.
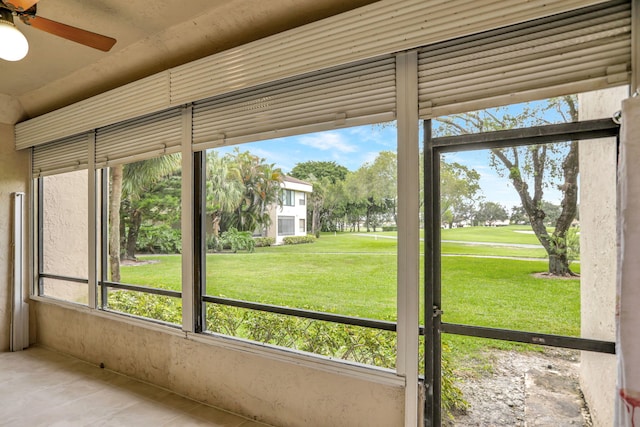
[136,224,181,254]
[107,290,182,324]
[382,225,397,232]
[220,227,255,253]
[282,235,316,245]
[254,237,275,247]
[206,234,222,252]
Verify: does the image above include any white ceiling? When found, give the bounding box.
[0,0,378,124]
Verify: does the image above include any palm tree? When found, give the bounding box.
[220,149,283,234]
[206,151,244,238]
[108,154,181,282]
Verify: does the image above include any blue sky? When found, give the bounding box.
[215,124,397,173]
[213,112,567,211]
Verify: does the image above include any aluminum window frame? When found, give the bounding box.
[421,117,620,426]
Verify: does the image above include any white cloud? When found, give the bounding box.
[296,132,357,153]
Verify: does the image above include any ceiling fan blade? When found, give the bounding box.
[20,15,116,52]
[3,0,39,12]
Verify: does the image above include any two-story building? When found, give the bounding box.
[266,176,313,244]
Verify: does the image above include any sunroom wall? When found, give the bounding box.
[0,124,30,351]
[33,301,405,427]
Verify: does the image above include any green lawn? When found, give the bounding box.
[440,224,546,245]
[120,227,581,353]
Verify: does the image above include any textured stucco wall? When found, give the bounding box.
[578,86,627,426]
[41,171,88,303]
[34,301,404,427]
[0,124,30,351]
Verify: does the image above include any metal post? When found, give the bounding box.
[37,178,44,296]
[88,132,97,309]
[181,105,196,332]
[100,168,109,308]
[11,192,29,351]
[193,150,206,333]
[423,119,442,426]
[396,49,420,427]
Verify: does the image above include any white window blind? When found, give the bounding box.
[95,107,183,168]
[32,133,89,178]
[191,55,396,151]
[418,0,631,118]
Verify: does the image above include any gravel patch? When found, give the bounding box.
[447,349,591,426]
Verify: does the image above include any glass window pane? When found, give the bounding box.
[439,143,581,336]
[104,154,182,324]
[203,123,398,367]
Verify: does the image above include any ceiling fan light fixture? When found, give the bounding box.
[0,9,29,61]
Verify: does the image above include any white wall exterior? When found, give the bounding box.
[269,179,312,244]
[578,85,627,427]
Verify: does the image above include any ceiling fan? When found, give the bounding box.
[0,0,116,61]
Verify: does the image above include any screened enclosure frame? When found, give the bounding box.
[421,117,620,426]
[25,1,635,425]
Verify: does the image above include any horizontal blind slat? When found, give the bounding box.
[418,0,631,117]
[192,55,396,149]
[32,134,89,177]
[95,107,183,167]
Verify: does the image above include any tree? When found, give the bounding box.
[219,149,283,234]
[290,160,348,184]
[109,165,123,282]
[440,161,482,228]
[109,154,181,281]
[436,95,579,276]
[290,160,349,234]
[367,151,398,226]
[123,172,181,256]
[206,151,244,238]
[540,201,561,226]
[348,155,394,232]
[509,205,527,224]
[474,201,508,226]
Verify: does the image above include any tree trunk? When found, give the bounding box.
[109,165,123,282]
[125,209,141,260]
[492,144,578,276]
[548,251,571,276]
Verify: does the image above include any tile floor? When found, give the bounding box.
[0,347,271,427]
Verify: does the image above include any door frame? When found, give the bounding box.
[422,117,620,426]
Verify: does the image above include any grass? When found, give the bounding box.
[120,226,581,360]
[440,225,545,245]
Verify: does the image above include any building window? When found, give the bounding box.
[299,218,306,232]
[282,189,295,206]
[299,194,306,205]
[278,216,295,235]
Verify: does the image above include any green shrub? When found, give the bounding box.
[206,234,222,252]
[441,341,469,418]
[282,235,316,245]
[382,225,398,232]
[254,237,275,247]
[107,290,182,324]
[136,224,181,254]
[220,227,255,252]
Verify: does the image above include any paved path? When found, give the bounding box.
[355,233,544,248]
